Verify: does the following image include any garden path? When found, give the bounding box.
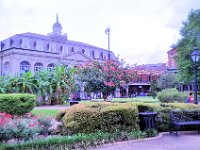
[90,131,200,150]
[33,105,69,110]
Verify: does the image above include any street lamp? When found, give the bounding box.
[191,47,200,104]
[105,27,110,60]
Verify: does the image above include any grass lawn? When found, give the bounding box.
[31,109,59,117]
[81,96,160,103]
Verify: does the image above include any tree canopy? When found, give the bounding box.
[176,9,200,83]
[77,60,137,100]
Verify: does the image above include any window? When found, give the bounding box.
[1,42,4,50]
[71,47,74,52]
[100,52,103,60]
[92,51,95,59]
[34,62,43,72]
[19,39,22,45]
[4,62,10,75]
[33,41,37,49]
[82,49,85,54]
[47,63,55,71]
[60,46,63,53]
[108,53,111,60]
[10,39,14,47]
[20,61,30,73]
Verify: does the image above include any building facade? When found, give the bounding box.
[0,15,116,76]
[126,63,166,97]
[167,47,177,73]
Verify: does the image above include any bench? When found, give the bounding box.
[69,101,79,106]
[169,110,200,136]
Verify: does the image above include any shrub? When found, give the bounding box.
[0,112,53,143]
[100,104,139,132]
[61,103,139,134]
[0,94,36,116]
[157,88,187,103]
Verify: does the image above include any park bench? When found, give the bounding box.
[169,110,200,136]
[69,100,79,106]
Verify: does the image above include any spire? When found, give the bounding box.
[56,13,59,22]
[52,13,62,35]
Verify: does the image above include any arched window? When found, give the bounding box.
[60,46,63,53]
[34,62,43,72]
[108,53,111,60]
[33,41,37,49]
[92,51,95,59]
[19,39,22,45]
[71,47,74,52]
[10,39,14,47]
[20,61,30,73]
[4,62,10,75]
[47,63,55,71]
[1,42,4,50]
[100,52,103,60]
[82,49,85,54]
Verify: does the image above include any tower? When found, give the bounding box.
[52,14,62,35]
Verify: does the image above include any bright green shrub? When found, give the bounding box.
[61,102,139,134]
[62,104,100,134]
[157,88,188,103]
[100,104,139,132]
[0,94,36,115]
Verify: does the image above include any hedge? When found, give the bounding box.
[0,94,36,115]
[57,102,200,135]
[61,102,139,134]
[157,88,188,103]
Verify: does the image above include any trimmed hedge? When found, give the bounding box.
[61,102,139,134]
[0,94,36,115]
[57,102,200,134]
[157,88,188,103]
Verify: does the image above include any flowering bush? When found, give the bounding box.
[0,112,53,143]
[77,60,137,100]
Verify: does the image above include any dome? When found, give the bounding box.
[52,14,62,35]
[53,21,62,29]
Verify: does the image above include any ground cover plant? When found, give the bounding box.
[0,129,157,150]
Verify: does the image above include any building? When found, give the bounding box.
[0,15,116,76]
[167,47,177,73]
[124,63,166,97]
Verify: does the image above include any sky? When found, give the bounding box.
[0,0,200,66]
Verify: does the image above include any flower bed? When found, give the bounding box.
[0,112,53,143]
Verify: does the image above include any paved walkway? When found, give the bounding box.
[90,131,200,150]
[33,105,69,110]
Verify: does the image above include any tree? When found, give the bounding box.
[77,60,137,100]
[176,9,200,83]
[157,73,178,90]
[150,79,158,99]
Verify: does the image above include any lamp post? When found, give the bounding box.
[191,47,200,104]
[105,27,110,60]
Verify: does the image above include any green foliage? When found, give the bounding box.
[61,103,139,134]
[176,9,200,83]
[0,94,36,115]
[77,60,137,100]
[0,65,77,105]
[0,130,155,150]
[157,88,188,103]
[150,80,158,99]
[157,73,178,90]
[0,112,53,143]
